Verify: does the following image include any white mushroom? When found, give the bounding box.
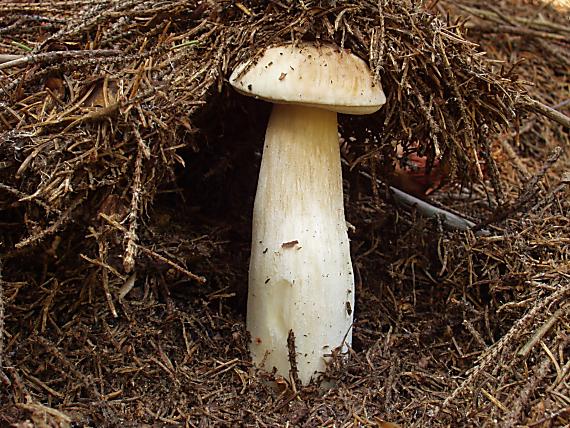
[230,43,386,385]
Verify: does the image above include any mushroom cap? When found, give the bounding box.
[230,43,386,115]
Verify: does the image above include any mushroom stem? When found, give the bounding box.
[247,104,354,385]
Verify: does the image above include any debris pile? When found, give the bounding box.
[0,0,568,425]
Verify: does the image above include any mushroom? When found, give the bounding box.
[230,43,386,385]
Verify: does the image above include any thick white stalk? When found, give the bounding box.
[247,104,354,385]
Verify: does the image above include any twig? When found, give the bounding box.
[517,304,569,358]
[463,318,488,349]
[99,213,206,284]
[123,125,146,273]
[80,251,127,282]
[473,147,563,231]
[0,182,61,213]
[137,245,207,285]
[16,403,72,425]
[0,49,120,71]
[287,329,301,391]
[98,235,118,318]
[481,387,509,413]
[0,54,23,64]
[384,355,399,408]
[439,284,570,413]
[521,96,570,129]
[14,195,85,249]
[390,186,488,233]
[346,161,485,233]
[466,22,569,42]
[98,212,206,284]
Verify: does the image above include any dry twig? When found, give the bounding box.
[440,284,570,412]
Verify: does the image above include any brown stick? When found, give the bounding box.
[0,54,23,64]
[466,22,569,42]
[521,96,570,129]
[287,330,301,390]
[0,49,119,70]
[137,245,207,285]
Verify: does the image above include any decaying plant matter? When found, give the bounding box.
[0,0,568,426]
[0,0,528,264]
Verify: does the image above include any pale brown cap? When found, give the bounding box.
[230,43,386,115]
